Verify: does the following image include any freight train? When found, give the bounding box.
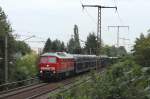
[38,52,115,80]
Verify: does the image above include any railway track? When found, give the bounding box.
[0,68,105,99]
[26,78,78,99]
[30,68,106,99]
[0,76,40,93]
[0,82,49,99]
[0,73,90,99]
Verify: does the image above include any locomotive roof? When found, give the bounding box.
[41,52,109,59]
[73,54,96,58]
[41,52,74,59]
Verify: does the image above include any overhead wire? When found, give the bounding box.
[113,0,124,25]
[113,0,132,50]
[78,0,97,46]
[80,0,97,24]
[79,0,97,42]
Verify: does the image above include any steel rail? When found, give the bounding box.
[26,68,106,99]
[0,76,40,94]
[0,80,42,95]
[0,83,49,99]
[0,77,38,87]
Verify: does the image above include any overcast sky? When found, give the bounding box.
[0,0,150,51]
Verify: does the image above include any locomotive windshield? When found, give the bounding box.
[48,57,56,63]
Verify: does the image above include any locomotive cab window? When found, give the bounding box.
[40,57,48,63]
[48,57,56,63]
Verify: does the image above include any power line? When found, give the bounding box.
[112,0,124,24]
[116,8,124,24]
[113,0,117,7]
[25,41,46,43]
[108,25,129,48]
[84,9,97,24]
[22,35,35,41]
[120,37,130,46]
[80,0,96,24]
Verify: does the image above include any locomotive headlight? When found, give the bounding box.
[53,71,56,74]
[46,64,49,67]
[40,70,43,73]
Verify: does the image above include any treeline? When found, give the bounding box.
[133,31,150,67]
[43,25,127,57]
[0,7,36,84]
[43,39,65,53]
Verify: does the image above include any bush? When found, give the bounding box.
[9,52,38,81]
[53,59,150,99]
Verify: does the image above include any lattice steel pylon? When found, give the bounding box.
[97,7,101,55]
[82,5,117,55]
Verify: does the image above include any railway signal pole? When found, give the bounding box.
[108,26,129,48]
[82,5,117,55]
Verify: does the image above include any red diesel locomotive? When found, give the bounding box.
[38,52,75,80]
[38,52,110,80]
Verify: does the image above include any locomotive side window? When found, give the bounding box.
[40,57,48,63]
[48,57,56,63]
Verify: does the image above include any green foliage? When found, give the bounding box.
[133,32,150,67]
[85,32,97,55]
[9,52,38,81]
[102,45,127,57]
[52,39,65,51]
[14,40,31,56]
[73,24,81,53]
[53,59,150,99]
[0,6,15,83]
[43,38,52,53]
[0,7,12,37]
[67,37,75,54]
[117,46,127,56]
[0,7,14,57]
[43,38,66,53]
[67,24,81,54]
[84,33,127,56]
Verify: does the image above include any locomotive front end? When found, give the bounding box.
[38,54,58,80]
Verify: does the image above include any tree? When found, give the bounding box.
[67,37,75,53]
[67,25,81,54]
[10,52,38,81]
[74,25,81,54]
[101,45,111,56]
[52,39,62,51]
[0,7,14,58]
[53,59,149,99]
[0,6,15,83]
[60,42,66,51]
[85,32,97,54]
[117,46,127,56]
[43,38,52,53]
[133,32,150,67]
[102,45,127,57]
[43,38,66,53]
[14,41,31,56]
